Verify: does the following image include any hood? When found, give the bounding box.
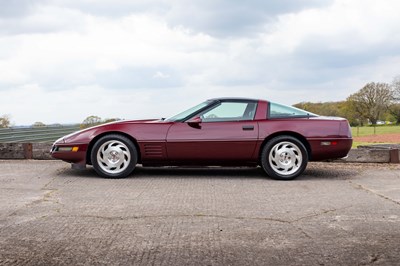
[114,119,161,124]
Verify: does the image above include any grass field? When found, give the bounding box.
[351,125,400,148]
[351,125,400,137]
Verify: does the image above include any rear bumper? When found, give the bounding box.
[308,138,353,161]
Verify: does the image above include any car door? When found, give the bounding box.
[166,100,259,163]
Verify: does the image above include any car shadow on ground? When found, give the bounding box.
[57,163,359,181]
[58,165,265,180]
[301,167,358,180]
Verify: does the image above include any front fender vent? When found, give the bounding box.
[144,144,163,158]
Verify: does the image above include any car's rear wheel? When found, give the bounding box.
[91,134,137,178]
[261,135,308,180]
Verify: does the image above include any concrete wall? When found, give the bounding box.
[0,143,26,159]
[32,143,53,160]
[343,146,400,163]
[345,149,392,163]
[0,143,52,160]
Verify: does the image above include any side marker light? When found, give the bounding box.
[321,141,338,146]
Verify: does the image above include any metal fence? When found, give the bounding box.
[0,125,81,143]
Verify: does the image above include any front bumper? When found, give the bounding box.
[50,143,88,165]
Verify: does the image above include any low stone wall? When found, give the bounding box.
[32,143,53,160]
[0,143,399,163]
[345,144,400,163]
[344,149,398,163]
[0,143,53,160]
[0,143,26,159]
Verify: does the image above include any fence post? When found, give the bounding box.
[389,149,399,164]
[23,143,33,159]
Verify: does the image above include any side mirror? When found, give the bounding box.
[187,116,202,129]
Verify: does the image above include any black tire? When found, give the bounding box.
[91,134,138,178]
[260,135,308,180]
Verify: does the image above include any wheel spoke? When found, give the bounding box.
[268,141,303,176]
[96,140,131,174]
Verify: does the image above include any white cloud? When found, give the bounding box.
[261,0,400,53]
[153,71,170,79]
[1,0,400,125]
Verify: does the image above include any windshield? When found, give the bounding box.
[165,101,212,122]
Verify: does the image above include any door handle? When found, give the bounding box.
[242,125,254,131]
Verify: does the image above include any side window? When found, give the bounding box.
[269,102,316,118]
[201,102,257,122]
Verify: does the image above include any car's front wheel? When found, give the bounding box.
[261,136,308,180]
[91,134,137,178]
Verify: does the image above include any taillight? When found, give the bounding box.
[339,120,352,138]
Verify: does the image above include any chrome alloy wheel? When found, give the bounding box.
[268,141,302,176]
[97,140,131,174]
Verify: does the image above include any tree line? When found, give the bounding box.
[295,77,400,126]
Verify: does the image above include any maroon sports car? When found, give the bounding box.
[51,98,352,180]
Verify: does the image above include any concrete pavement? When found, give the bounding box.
[0,160,399,265]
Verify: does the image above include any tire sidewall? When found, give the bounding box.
[91,134,138,178]
[261,136,308,180]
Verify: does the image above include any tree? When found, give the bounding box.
[346,82,393,125]
[392,75,400,100]
[338,101,364,126]
[389,76,400,124]
[293,101,343,117]
[0,114,11,128]
[32,122,46,127]
[80,115,102,129]
[103,118,121,123]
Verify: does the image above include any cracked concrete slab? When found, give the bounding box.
[349,171,400,206]
[0,160,399,265]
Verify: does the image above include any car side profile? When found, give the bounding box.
[51,98,352,180]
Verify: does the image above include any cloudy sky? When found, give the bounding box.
[1,0,400,125]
